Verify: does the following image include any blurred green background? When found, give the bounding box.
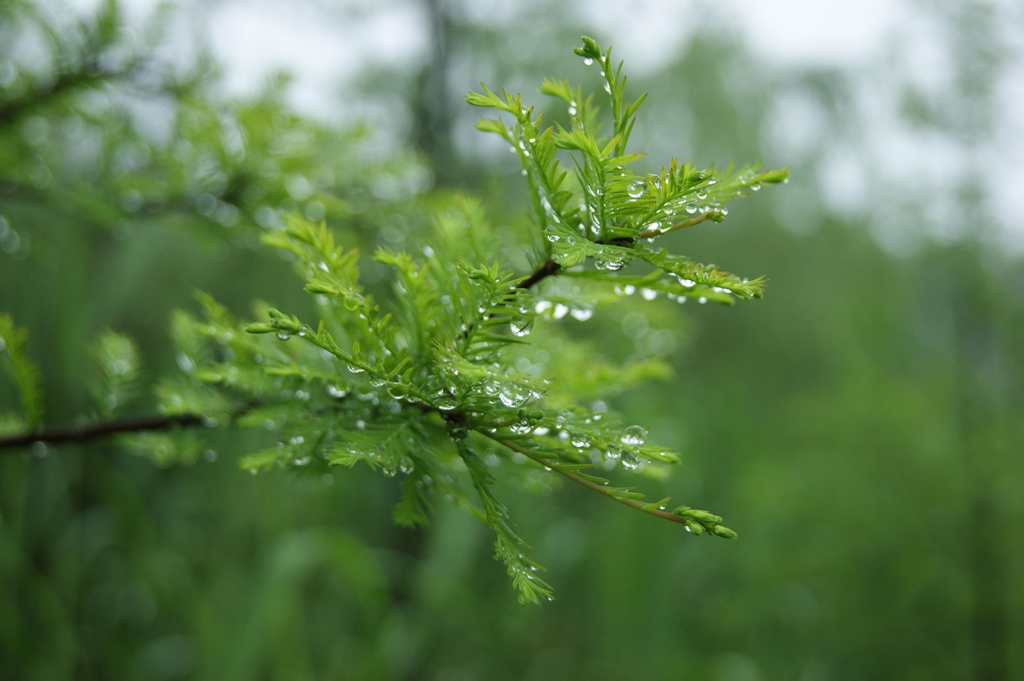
[1,0,1023,679]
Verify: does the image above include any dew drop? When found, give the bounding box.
[583,57,594,66]
[641,288,657,301]
[621,425,647,445]
[570,432,591,449]
[511,419,534,435]
[499,386,529,408]
[510,317,533,337]
[569,307,593,321]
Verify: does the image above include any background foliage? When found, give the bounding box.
[2,1,1023,680]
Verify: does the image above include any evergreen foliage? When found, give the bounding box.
[120,37,784,603]
[0,14,786,602]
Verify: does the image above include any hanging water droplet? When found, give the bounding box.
[569,306,593,321]
[570,432,591,449]
[627,181,644,199]
[621,425,647,445]
[511,419,534,435]
[698,296,708,304]
[605,445,622,460]
[595,257,625,271]
[566,235,576,245]
[499,386,529,408]
[696,188,709,200]
[546,233,560,242]
[553,303,569,319]
[436,395,457,411]
[583,57,594,66]
[686,203,698,214]
[603,81,612,94]
[388,382,409,398]
[620,451,640,469]
[641,288,657,301]
[347,364,364,374]
[568,101,577,116]
[276,330,291,341]
[751,182,761,191]
[368,375,385,387]
[509,317,533,337]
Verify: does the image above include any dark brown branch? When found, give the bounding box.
[517,259,561,289]
[0,413,206,452]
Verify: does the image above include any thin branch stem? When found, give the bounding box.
[0,413,204,452]
[517,259,561,289]
[479,430,689,528]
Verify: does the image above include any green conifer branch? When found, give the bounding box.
[0,35,779,602]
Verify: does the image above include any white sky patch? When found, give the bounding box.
[577,0,697,73]
[730,0,896,66]
[199,0,427,121]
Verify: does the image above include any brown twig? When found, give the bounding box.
[517,258,561,289]
[0,413,205,452]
